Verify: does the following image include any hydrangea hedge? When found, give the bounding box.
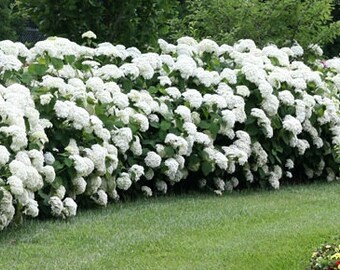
[0,35,339,230]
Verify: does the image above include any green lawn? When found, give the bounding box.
[1,182,339,270]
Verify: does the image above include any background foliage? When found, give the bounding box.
[1,0,340,56]
[17,0,179,50]
[169,0,340,55]
[0,0,23,41]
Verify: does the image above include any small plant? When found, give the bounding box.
[310,241,340,269]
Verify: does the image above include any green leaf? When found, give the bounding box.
[148,86,158,94]
[209,123,220,136]
[162,64,170,74]
[164,146,175,156]
[127,156,136,166]
[64,158,73,168]
[54,160,65,171]
[28,64,48,76]
[121,79,133,92]
[64,55,76,64]
[201,161,214,176]
[198,120,210,129]
[51,57,64,70]
[160,120,171,131]
[271,116,282,129]
[21,72,33,84]
[188,155,200,172]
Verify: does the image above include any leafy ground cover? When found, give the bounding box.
[1,182,339,270]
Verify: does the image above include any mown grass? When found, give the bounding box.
[1,182,339,270]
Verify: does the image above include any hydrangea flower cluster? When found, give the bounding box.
[0,36,339,230]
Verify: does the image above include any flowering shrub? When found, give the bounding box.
[0,36,339,230]
[310,241,340,269]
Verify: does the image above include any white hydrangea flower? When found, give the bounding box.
[49,196,64,216]
[0,145,10,166]
[155,180,167,194]
[282,115,302,135]
[262,45,290,66]
[62,197,77,217]
[132,58,154,79]
[241,64,267,85]
[70,155,94,177]
[286,171,293,178]
[95,64,124,80]
[144,151,162,168]
[84,144,107,174]
[55,185,66,199]
[128,164,145,181]
[194,68,220,87]
[251,142,268,167]
[72,176,87,195]
[130,136,143,156]
[116,173,132,190]
[203,94,227,109]
[81,31,97,39]
[304,166,314,179]
[164,158,179,180]
[120,63,140,79]
[40,93,54,105]
[296,139,310,155]
[174,55,197,79]
[236,85,250,97]
[43,152,55,165]
[250,108,273,138]
[165,87,181,99]
[261,94,279,116]
[268,165,282,190]
[108,189,120,201]
[7,175,24,196]
[214,152,229,170]
[165,133,189,155]
[214,178,225,191]
[0,126,27,152]
[291,44,304,57]
[86,176,102,195]
[183,122,197,136]
[177,43,196,56]
[23,199,39,217]
[278,90,295,106]
[285,159,294,170]
[148,114,159,123]
[145,168,154,180]
[195,132,212,146]
[132,114,149,132]
[0,51,23,71]
[28,149,44,171]
[230,176,239,188]
[65,139,79,155]
[182,89,203,108]
[112,127,133,154]
[295,100,306,123]
[158,39,176,54]
[141,186,153,197]
[9,160,27,180]
[174,105,192,122]
[326,167,335,182]
[91,190,108,206]
[40,166,56,183]
[158,75,172,86]
[197,39,219,55]
[24,166,44,192]
[220,68,237,84]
